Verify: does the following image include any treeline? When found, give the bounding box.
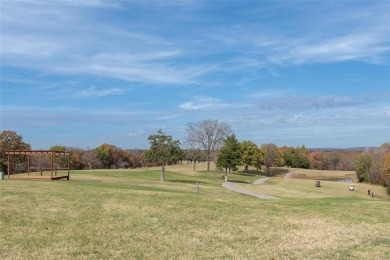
[216,134,389,188]
[1,129,389,193]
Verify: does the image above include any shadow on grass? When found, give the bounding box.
[235,172,259,177]
[227,180,252,184]
[168,179,207,184]
[268,168,289,176]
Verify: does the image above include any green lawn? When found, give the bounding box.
[0,164,389,259]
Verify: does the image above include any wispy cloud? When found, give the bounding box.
[248,90,290,99]
[128,130,144,137]
[72,86,127,98]
[0,0,216,85]
[179,96,228,110]
[207,2,390,68]
[1,1,389,148]
[258,95,362,111]
[267,33,390,65]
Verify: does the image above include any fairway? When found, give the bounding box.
[237,177,389,200]
[0,164,389,259]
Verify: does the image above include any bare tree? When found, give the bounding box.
[185,119,232,171]
[261,143,281,175]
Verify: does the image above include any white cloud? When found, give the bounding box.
[74,87,127,98]
[253,95,362,111]
[248,90,289,99]
[128,131,144,137]
[179,96,228,110]
[1,35,66,58]
[274,33,390,64]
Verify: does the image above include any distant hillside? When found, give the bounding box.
[309,147,378,152]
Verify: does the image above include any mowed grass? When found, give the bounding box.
[240,178,390,200]
[284,167,359,182]
[0,163,389,259]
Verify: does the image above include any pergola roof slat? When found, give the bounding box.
[4,150,71,155]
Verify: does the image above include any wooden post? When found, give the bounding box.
[67,153,70,180]
[51,153,54,179]
[160,163,165,182]
[193,157,196,172]
[28,155,30,175]
[7,153,10,179]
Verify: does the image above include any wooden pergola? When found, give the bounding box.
[4,150,71,180]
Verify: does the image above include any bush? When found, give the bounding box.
[387,179,390,196]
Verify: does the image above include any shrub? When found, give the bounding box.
[387,179,390,196]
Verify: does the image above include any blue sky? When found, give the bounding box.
[1,0,389,149]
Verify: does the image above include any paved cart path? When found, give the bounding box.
[222,177,278,199]
[284,172,295,179]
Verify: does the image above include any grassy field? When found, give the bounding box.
[0,163,389,259]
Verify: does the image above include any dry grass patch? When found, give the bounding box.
[0,168,389,259]
[284,167,358,182]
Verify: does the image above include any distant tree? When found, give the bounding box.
[292,145,310,168]
[144,129,182,165]
[0,130,31,173]
[387,179,390,195]
[171,144,185,165]
[67,149,84,169]
[291,154,310,169]
[380,144,390,193]
[280,145,309,169]
[354,144,390,185]
[184,140,206,171]
[296,145,309,157]
[93,143,118,169]
[50,145,67,168]
[328,152,342,170]
[253,148,265,171]
[80,150,102,169]
[372,144,390,186]
[240,141,258,173]
[280,146,295,167]
[261,143,281,175]
[129,149,145,168]
[217,134,241,177]
[354,152,372,183]
[186,119,232,171]
[309,151,329,170]
[384,152,390,179]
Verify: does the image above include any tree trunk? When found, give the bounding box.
[207,156,210,171]
[193,159,196,172]
[160,163,165,181]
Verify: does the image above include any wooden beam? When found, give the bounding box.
[4,150,71,156]
[51,154,53,179]
[28,155,30,175]
[7,153,10,179]
[67,153,70,180]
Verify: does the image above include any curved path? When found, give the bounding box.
[283,172,295,179]
[222,177,278,199]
